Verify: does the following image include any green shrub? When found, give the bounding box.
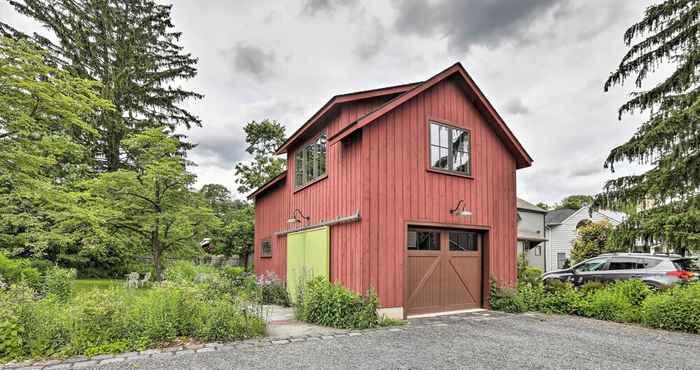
[540,281,582,315]
[579,281,605,297]
[296,277,379,329]
[257,271,290,307]
[0,254,41,289]
[42,267,76,302]
[608,279,652,306]
[517,282,545,312]
[640,283,700,333]
[489,282,526,313]
[581,288,636,322]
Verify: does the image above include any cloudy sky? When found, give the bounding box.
[1,0,657,206]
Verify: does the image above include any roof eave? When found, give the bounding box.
[246,171,287,200]
[275,82,421,155]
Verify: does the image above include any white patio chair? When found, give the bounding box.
[139,272,151,287]
[125,272,139,288]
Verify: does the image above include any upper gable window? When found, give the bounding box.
[294,132,327,189]
[429,121,471,176]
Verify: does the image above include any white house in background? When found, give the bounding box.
[517,198,547,271]
[544,205,623,271]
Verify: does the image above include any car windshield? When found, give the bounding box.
[574,258,608,272]
[672,259,700,273]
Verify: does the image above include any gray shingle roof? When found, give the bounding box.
[545,208,578,225]
[517,198,546,213]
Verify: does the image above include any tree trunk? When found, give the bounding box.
[241,252,249,271]
[152,228,163,281]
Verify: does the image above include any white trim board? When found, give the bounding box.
[407,308,486,319]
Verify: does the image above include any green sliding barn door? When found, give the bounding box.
[286,227,330,303]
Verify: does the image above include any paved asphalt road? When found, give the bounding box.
[98,312,700,370]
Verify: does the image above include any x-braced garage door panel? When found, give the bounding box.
[286,226,330,302]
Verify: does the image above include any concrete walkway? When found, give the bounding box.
[263,305,344,338]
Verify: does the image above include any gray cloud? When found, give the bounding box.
[354,17,386,60]
[229,43,276,81]
[570,161,604,178]
[301,0,358,16]
[503,97,530,115]
[393,0,562,53]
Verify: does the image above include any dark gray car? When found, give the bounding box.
[542,253,700,289]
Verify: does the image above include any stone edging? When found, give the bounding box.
[1,310,511,369]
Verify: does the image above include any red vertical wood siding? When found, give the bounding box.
[254,76,518,309]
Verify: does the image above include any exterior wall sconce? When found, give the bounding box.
[449,200,472,217]
[287,208,310,224]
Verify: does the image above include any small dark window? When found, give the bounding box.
[640,258,662,269]
[261,240,272,258]
[449,231,478,251]
[407,230,440,251]
[557,253,567,269]
[430,122,471,176]
[608,258,638,270]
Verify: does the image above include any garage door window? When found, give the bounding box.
[407,230,440,251]
[448,231,478,251]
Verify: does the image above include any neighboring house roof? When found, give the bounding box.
[545,206,625,226]
[275,82,420,155]
[517,197,546,213]
[545,208,578,226]
[328,63,533,169]
[247,172,287,200]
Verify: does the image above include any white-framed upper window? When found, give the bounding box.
[429,121,471,176]
[294,132,327,189]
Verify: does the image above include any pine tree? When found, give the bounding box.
[3,0,202,171]
[597,0,699,254]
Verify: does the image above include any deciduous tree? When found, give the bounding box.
[86,128,218,280]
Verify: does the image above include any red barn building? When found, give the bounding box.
[249,63,532,318]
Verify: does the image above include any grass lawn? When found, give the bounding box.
[72,279,123,295]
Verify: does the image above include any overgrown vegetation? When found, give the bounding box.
[490,278,700,334]
[0,259,266,363]
[295,277,381,330]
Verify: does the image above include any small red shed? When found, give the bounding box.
[250,63,532,318]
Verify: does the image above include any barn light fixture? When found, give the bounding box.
[287,209,310,224]
[449,200,472,217]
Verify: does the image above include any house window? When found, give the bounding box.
[294,132,327,189]
[557,252,567,269]
[407,230,440,251]
[534,245,542,256]
[429,121,471,176]
[448,231,478,251]
[261,240,272,258]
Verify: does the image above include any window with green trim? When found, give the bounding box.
[294,132,327,188]
[429,122,471,176]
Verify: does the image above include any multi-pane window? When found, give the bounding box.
[261,240,272,258]
[430,122,471,176]
[407,230,440,251]
[294,132,327,189]
[448,231,478,251]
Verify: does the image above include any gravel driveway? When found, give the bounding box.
[87,311,700,369]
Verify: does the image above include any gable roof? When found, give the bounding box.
[328,63,533,169]
[275,82,420,155]
[517,198,547,213]
[545,208,578,225]
[247,172,286,200]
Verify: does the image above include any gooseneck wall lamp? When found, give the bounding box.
[449,200,472,217]
[287,208,310,224]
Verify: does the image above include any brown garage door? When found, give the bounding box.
[406,227,482,316]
